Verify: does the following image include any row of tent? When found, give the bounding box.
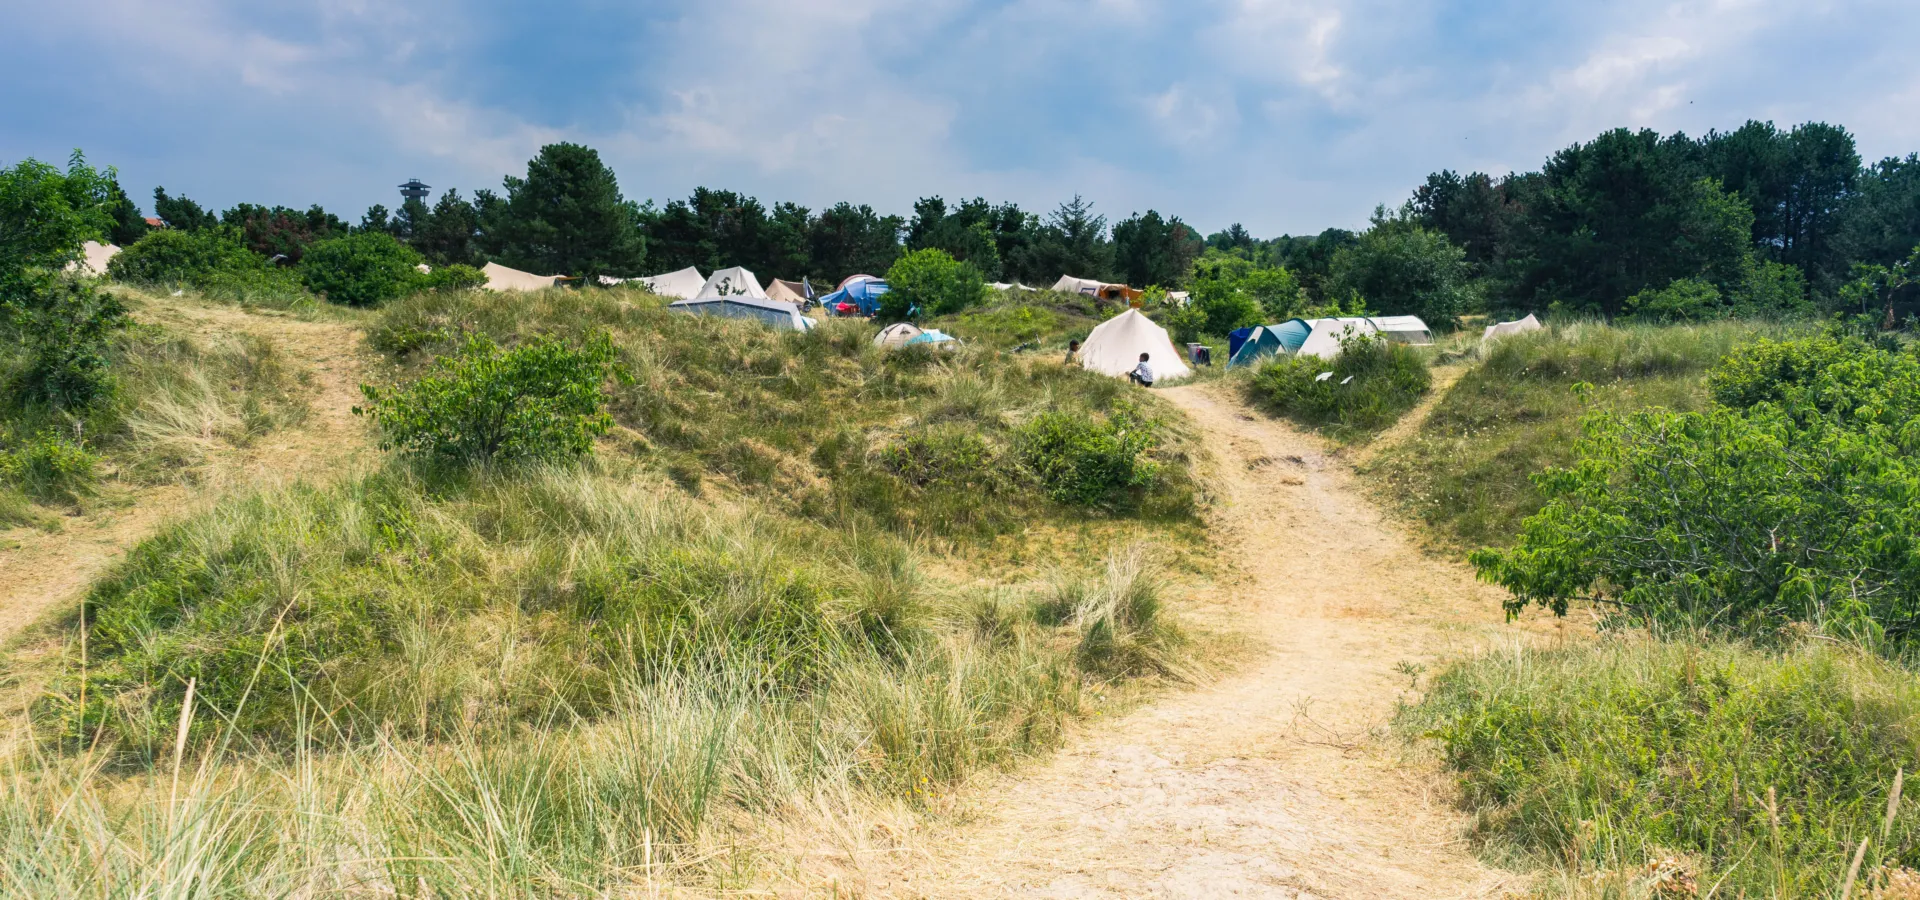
[1225,316,1435,367]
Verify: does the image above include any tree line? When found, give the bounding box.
[94,118,1920,325]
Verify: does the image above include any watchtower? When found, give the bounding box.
[398,178,431,204]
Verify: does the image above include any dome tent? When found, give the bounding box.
[1079,309,1191,381]
[874,322,923,348]
[821,277,890,316]
[1228,320,1311,368]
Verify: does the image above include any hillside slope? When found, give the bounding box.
[0,295,374,643]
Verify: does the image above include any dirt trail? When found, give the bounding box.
[880,383,1538,899]
[0,297,374,644]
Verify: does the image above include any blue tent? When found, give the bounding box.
[820,278,891,316]
[1227,327,1256,358]
[905,328,957,347]
[1227,319,1313,368]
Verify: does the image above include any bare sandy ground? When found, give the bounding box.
[863,382,1547,899]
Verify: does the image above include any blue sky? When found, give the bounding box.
[7,0,1919,237]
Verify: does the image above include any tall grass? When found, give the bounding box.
[1400,636,1920,898]
[1370,320,1798,552]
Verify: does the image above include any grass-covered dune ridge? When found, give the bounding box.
[372,286,1199,542]
[1371,319,1797,552]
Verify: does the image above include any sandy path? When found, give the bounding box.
[878,383,1534,899]
[0,298,374,644]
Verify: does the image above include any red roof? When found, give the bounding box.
[144,217,165,228]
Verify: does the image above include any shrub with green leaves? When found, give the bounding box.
[299,231,424,307]
[358,332,618,465]
[412,263,487,293]
[1474,335,1920,639]
[0,432,98,504]
[107,228,266,286]
[1016,401,1162,506]
[1247,333,1430,437]
[881,248,986,320]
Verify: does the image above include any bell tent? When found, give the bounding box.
[639,267,706,299]
[72,241,119,276]
[1079,309,1192,380]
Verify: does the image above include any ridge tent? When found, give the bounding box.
[1079,308,1192,380]
[874,323,923,348]
[637,266,706,299]
[71,240,119,276]
[1369,315,1435,345]
[695,266,769,299]
[821,277,890,316]
[482,262,561,292]
[766,278,809,305]
[1296,317,1379,359]
[1483,313,1543,342]
[669,295,814,331]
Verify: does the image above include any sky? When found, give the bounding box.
[7,0,1919,238]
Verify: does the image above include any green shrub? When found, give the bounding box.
[358,332,618,466]
[880,427,1007,492]
[1400,638,1920,895]
[0,432,98,503]
[412,263,487,293]
[299,231,423,307]
[107,228,265,286]
[1474,335,1920,639]
[11,277,127,407]
[881,248,986,320]
[1626,276,1725,322]
[1016,401,1162,507]
[1247,333,1430,437]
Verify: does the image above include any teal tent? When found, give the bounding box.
[1228,320,1311,367]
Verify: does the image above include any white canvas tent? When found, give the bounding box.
[695,266,768,300]
[766,278,808,305]
[482,262,560,292]
[72,241,119,276]
[1079,309,1192,381]
[639,266,706,299]
[874,323,924,348]
[1296,318,1380,359]
[1483,314,1544,342]
[1051,275,1103,295]
[1368,315,1435,345]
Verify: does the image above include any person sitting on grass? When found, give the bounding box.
[1129,351,1155,387]
[1064,339,1081,366]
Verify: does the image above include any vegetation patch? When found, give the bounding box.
[1400,637,1920,897]
[1246,333,1431,438]
[1371,320,1788,552]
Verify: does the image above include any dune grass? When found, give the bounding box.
[1368,320,1799,553]
[0,319,305,524]
[1400,635,1920,898]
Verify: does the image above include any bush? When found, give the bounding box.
[880,427,1009,493]
[107,229,265,286]
[412,263,487,293]
[1015,401,1162,506]
[10,277,127,407]
[1626,276,1724,322]
[0,432,98,504]
[881,248,986,320]
[299,232,424,307]
[357,332,619,465]
[1473,335,1920,639]
[1400,637,1920,895]
[1247,333,1430,437]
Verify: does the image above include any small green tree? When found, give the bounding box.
[1328,219,1478,328]
[0,152,126,406]
[1015,401,1163,507]
[357,333,619,465]
[300,232,424,307]
[881,248,986,321]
